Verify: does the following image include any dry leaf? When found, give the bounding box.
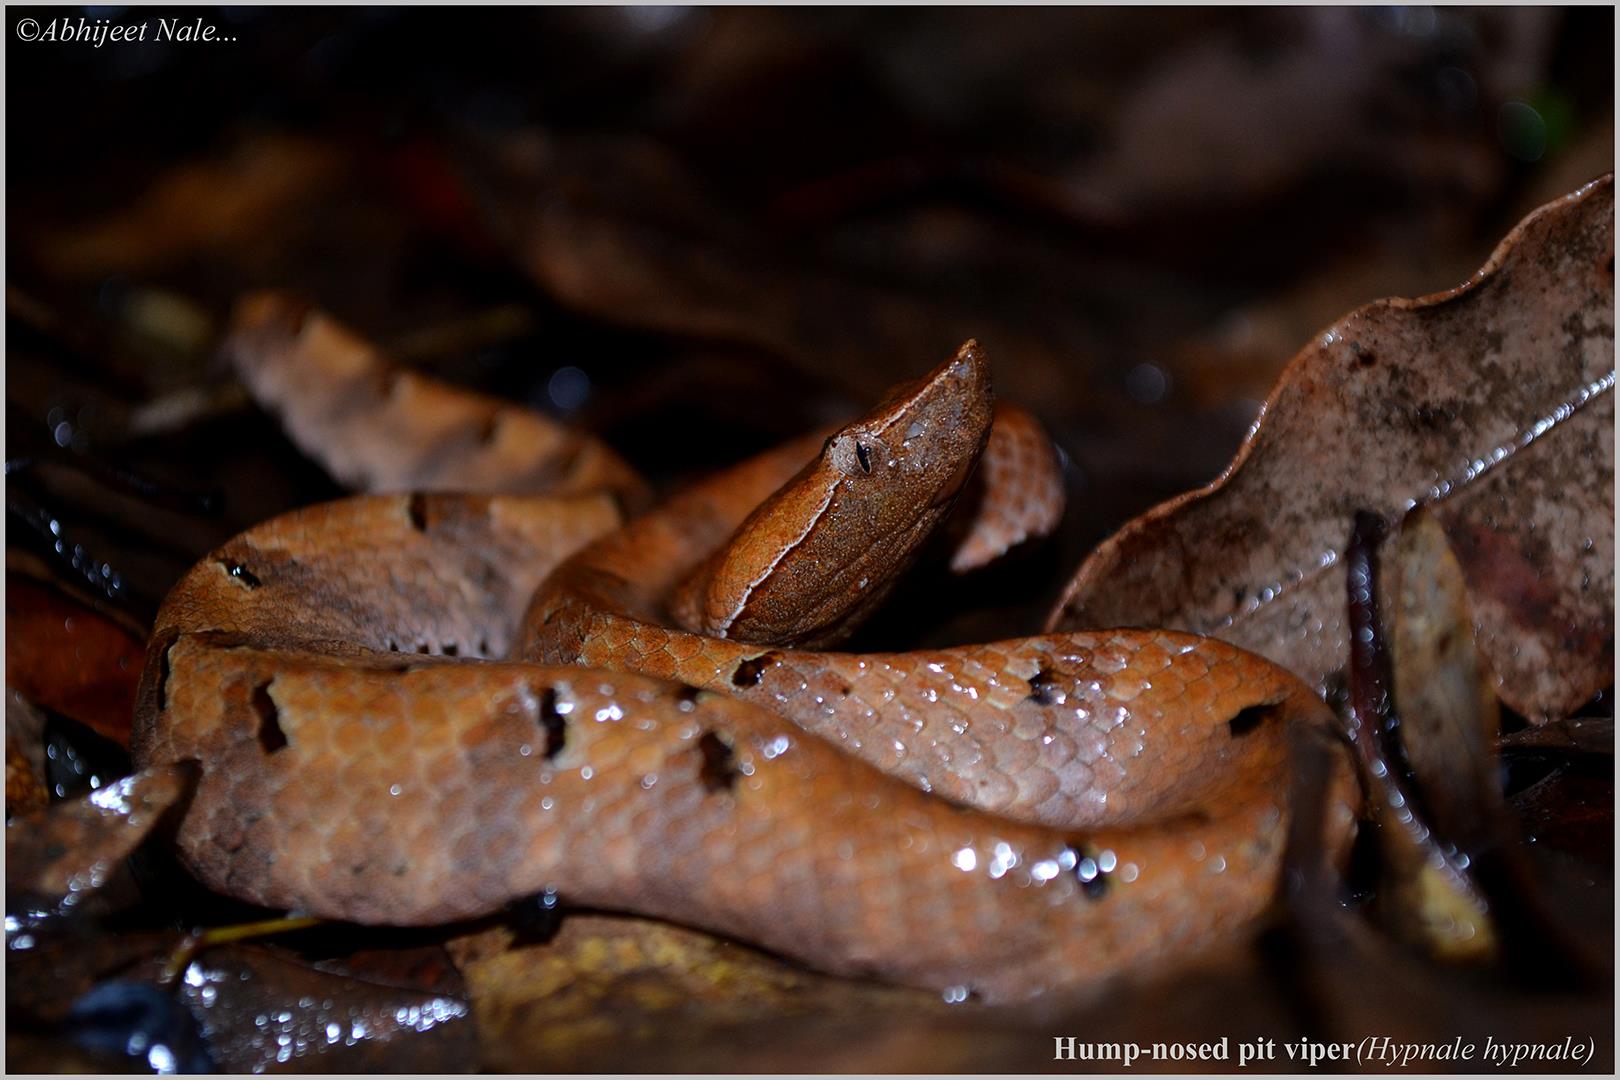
[36,134,343,279]
[6,574,146,746]
[1389,506,1501,852]
[448,913,940,1072]
[178,944,476,1074]
[6,690,50,819]
[1501,715,1613,754]
[463,131,1090,409]
[222,292,646,506]
[6,763,194,905]
[1051,176,1614,722]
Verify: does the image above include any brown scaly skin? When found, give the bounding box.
[141,639,1290,1003]
[668,344,994,647]
[136,343,1351,1003]
[524,347,1329,829]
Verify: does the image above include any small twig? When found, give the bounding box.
[159,915,324,986]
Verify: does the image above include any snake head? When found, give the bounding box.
[672,341,995,648]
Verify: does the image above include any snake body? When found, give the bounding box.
[134,322,1348,1002]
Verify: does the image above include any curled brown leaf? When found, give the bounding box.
[222,291,647,506]
[6,763,195,906]
[1051,176,1614,722]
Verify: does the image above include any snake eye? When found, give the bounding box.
[828,433,880,477]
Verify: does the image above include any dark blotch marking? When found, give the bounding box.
[1080,874,1109,900]
[1228,703,1279,737]
[476,412,501,446]
[1027,667,1064,706]
[442,642,459,657]
[675,684,702,706]
[386,640,400,652]
[538,688,567,761]
[219,560,261,588]
[731,651,782,688]
[698,730,738,792]
[156,634,177,711]
[1350,341,1376,367]
[408,493,429,532]
[252,682,288,753]
[854,441,873,474]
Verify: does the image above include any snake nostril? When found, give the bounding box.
[1227,703,1280,737]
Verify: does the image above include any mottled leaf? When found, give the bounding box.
[1052,176,1614,722]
